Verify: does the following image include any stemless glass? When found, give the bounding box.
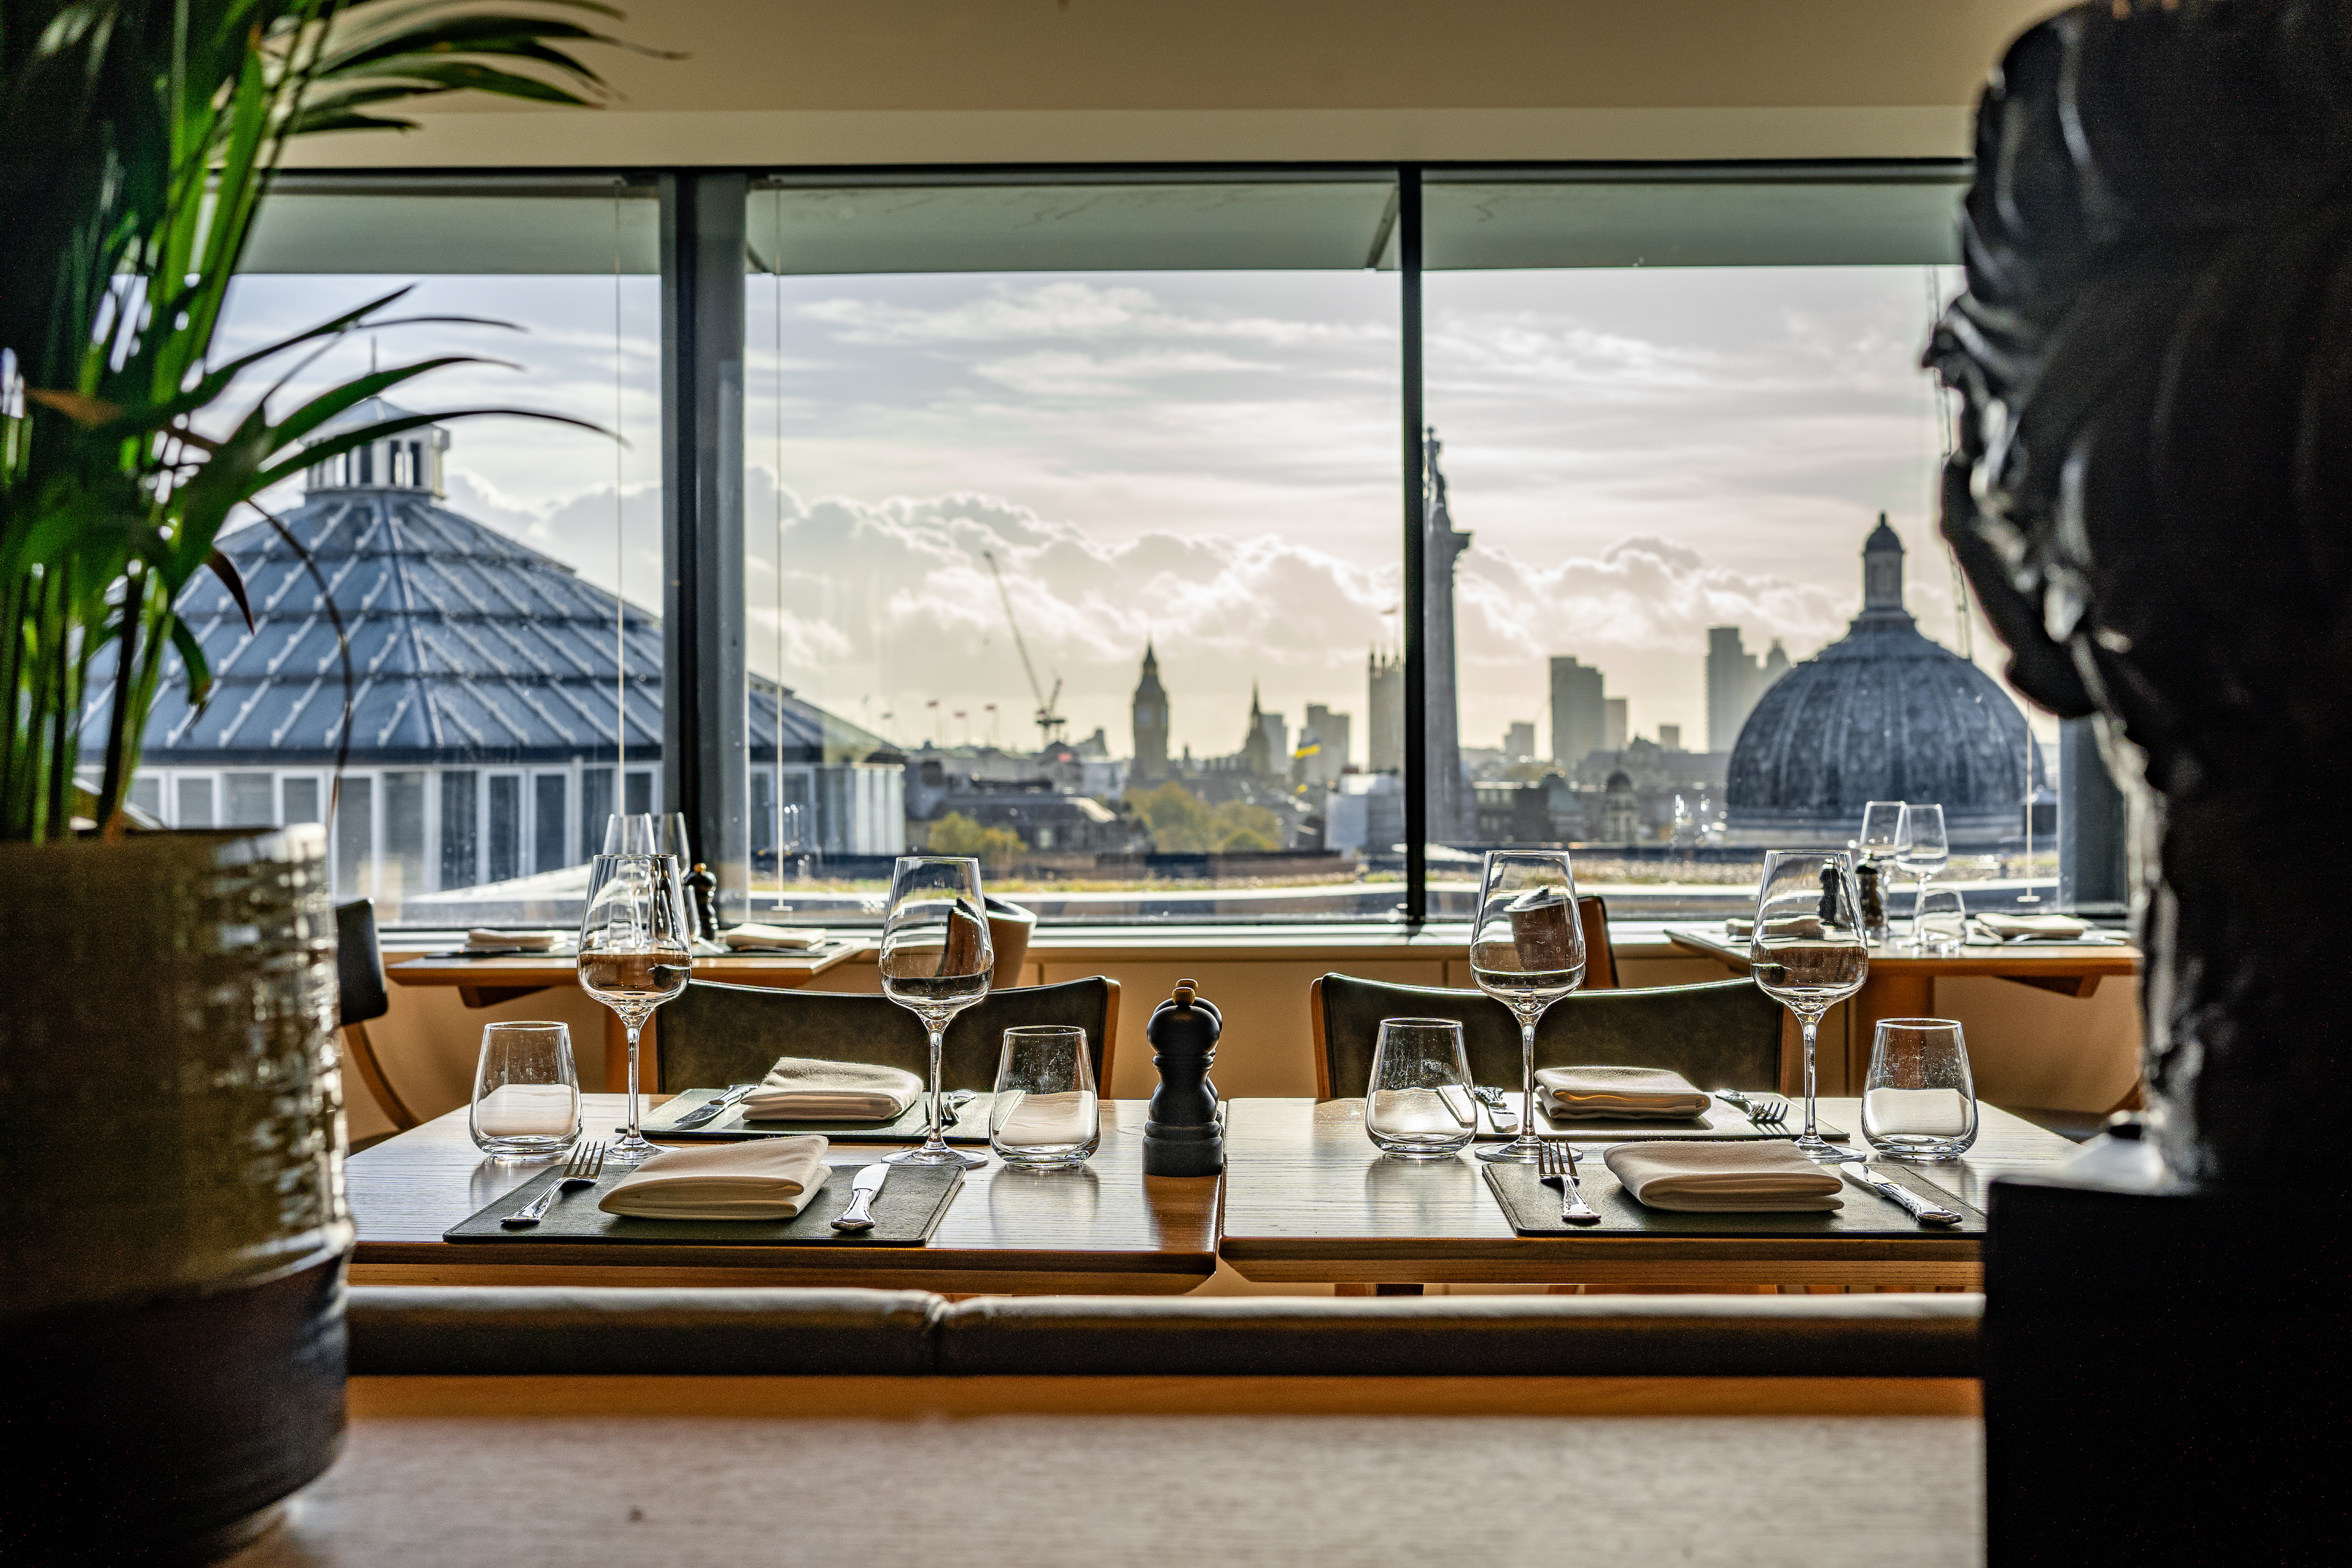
[1468,849,1586,1164]
[1915,886,1968,954]
[1364,1018,1476,1159]
[1895,803,1951,939]
[1862,1018,1979,1160]
[878,855,993,1169]
[1751,850,1869,1162]
[576,853,693,1163]
[990,1024,1100,1168]
[469,1021,581,1159]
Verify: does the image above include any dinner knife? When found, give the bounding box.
[830,1163,891,1232]
[1436,1084,1478,1128]
[669,1083,759,1131]
[1837,1161,1963,1226]
[1470,1086,1519,1135]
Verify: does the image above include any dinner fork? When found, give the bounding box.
[1745,1096,1791,1127]
[501,1140,607,1228]
[1537,1141,1602,1226]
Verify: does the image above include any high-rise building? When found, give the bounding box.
[1130,641,1169,782]
[1605,698,1629,751]
[1368,649,1403,772]
[1505,721,1535,759]
[1548,656,1605,765]
[1301,703,1350,786]
[1659,724,1682,752]
[1708,625,1795,751]
[1420,429,1473,837]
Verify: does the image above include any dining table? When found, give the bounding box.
[385,940,869,1091]
[1217,1096,2077,1291]
[346,1093,1219,1296]
[1665,923,2141,1090]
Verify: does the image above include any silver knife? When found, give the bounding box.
[669,1083,759,1131]
[1470,1085,1519,1135]
[830,1163,890,1232]
[1838,1161,1963,1226]
[1436,1084,1478,1128]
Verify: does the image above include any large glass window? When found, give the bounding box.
[743,176,1405,923]
[129,180,663,926]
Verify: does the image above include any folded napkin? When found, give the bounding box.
[993,1090,1097,1149]
[740,1056,923,1122]
[1536,1065,1711,1121]
[1724,916,1755,938]
[723,922,828,952]
[1603,1141,1844,1212]
[467,928,557,952]
[597,1135,830,1220]
[1974,911,2092,942]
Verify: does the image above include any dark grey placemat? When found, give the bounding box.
[1468,1094,1849,1143]
[639,1090,995,1145]
[1480,1156,1983,1237]
[444,1161,963,1245]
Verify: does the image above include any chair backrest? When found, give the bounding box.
[985,896,1036,989]
[658,975,1120,1093]
[1576,893,1618,990]
[334,899,390,1027]
[1311,972,1779,1099]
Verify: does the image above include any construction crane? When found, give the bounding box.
[981,551,1068,749]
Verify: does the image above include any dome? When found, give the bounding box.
[1725,517,2042,850]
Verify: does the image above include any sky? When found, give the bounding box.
[214,260,2040,767]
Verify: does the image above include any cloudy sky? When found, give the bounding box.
[217,259,2031,765]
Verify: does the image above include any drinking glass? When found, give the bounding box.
[1364,1018,1476,1160]
[576,853,693,1163]
[1468,849,1586,1164]
[878,855,993,1169]
[1895,803,1950,938]
[603,813,656,854]
[1861,1018,1979,1160]
[1751,850,1869,1161]
[990,1025,1100,1168]
[468,1021,581,1159]
[1858,800,1906,861]
[1915,886,1968,954]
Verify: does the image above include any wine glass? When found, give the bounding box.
[1858,799,1905,861]
[1895,803,1951,943]
[1750,850,1869,1162]
[575,852,694,1163]
[1467,849,1586,1164]
[878,855,993,1169]
[603,813,656,854]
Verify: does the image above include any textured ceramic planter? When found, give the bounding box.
[0,825,352,1559]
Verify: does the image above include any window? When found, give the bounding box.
[534,774,569,874]
[224,773,276,828]
[486,774,523,883]
[440,771,480,890]
[282,776,321,826]
[176,777,216,828]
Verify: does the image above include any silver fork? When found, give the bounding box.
[502,1140,607,1229]
[1746,1096,1791,1127]
[1537,1141,1601,1226]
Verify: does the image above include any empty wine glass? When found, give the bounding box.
[878,855,993,1169]
[603,813,656,854]
[576,853,694,1163]
[1858,799,1905,862]
[1895,803,1950,942]
[1468,849,1586,1164]
[1750,850,1869,1162]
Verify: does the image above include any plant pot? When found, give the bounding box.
[0,826,352,1560]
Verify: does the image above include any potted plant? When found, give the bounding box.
[0,4,654,1555]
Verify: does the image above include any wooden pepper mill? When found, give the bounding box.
[1142,978,1224,1177]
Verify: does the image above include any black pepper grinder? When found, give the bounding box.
[1856,858,1889,945]
[686,861,720,944]
[1142,978,1224,1177]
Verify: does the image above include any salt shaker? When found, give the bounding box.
[1142,978,1224,1176]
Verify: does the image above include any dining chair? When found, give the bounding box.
[335,899,418,1135]
[656,975,1120,1093]
[1576,893,1619,990]
[985,896,1037,989]
[1309,973,1780,1100]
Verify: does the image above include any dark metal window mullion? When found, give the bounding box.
[1399,167,1427,925]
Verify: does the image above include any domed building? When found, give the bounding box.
[1725,517,2041,850]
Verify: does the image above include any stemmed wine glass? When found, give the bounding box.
[1750,850,1869,1162]
[878,855,993,1169]
[576,850,694,1163]
[1468,849,1586,1164]
[1858,799,1905,863]
[1895,803,1951,944]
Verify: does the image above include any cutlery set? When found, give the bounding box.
[498,1136,899,1232]
[502,1141,608,1228]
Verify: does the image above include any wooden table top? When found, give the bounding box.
[1666,924,2140,978]
[387,940,867,990]
[1217,1096,2077,1287]
[347,1094,1218,1295]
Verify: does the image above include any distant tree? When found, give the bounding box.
[1125,783,1287,854]
[926,812,1026,874]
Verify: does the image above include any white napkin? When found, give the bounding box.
[597,1135,830,1219]
[722,923,828,952]
[993,1090,1097,1149]
[1602,1140,1844,1212]
[1537,1066,1711,1121]
[740,1056,923,1121]
[1974,911,2092,942]
[471,1083,578,1138]
[467,928,557,952]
